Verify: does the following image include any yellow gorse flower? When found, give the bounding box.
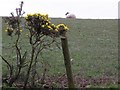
[47,25,52,30]
[20,29,23,32]
[64,26,69,30]
[46,23,48,25]
[25,13,69,37]
[5,30,8,32]
[57,24,69,31]
[41,25,45,28]
[55,29,58,32]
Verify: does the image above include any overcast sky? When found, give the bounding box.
[0,0,119,19]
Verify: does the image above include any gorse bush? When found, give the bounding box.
[25,13,69,40]
[2,1,70,88]
[5,13,69,37]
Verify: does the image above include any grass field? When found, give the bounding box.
[2,18,118,88]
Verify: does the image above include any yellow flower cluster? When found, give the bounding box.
[25,13,50,22]
[5,28,13,36]
[5,27,23,36]
[25,13,69,37]
[56,24,69,31]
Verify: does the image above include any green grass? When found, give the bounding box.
[2,18,118,87]
[50,19,118,77]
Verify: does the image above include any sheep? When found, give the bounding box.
[65,12,76,19]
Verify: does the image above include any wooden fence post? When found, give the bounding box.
[61,34,75,88]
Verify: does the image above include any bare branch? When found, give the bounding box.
[0,55,13,79]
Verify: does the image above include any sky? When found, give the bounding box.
[0,0,119,19]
